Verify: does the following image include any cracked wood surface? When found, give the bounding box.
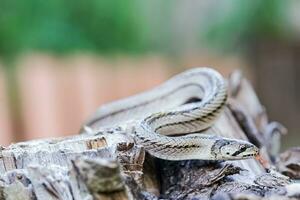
[0,71,299,200]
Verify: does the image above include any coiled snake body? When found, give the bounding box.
[82,67,259,161]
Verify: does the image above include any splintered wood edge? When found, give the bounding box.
[0,73,297,199]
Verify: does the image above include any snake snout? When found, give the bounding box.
[239,143,259,158]
[213,138,260,160]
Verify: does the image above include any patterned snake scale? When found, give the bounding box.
[82,67,259,161]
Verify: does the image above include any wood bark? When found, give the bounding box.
[0,70,299,200]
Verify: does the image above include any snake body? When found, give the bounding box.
[82,67,259,161]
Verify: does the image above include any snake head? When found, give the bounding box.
[211,138,259,160]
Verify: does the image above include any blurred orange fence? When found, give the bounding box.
[0,54,243,146]
[0,67,13,145]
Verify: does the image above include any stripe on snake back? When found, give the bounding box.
[152,93,227,133]
[143,72,227,135]
[87,83,204,126]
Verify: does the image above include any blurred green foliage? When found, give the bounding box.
[203,0,288,51]
[0,0,290,58]
[0,0,148,57]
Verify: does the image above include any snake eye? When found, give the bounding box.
[226,152,230,155]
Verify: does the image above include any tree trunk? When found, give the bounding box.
[0,71,299,200]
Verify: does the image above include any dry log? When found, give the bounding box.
[276,147,300,179]
[0,70,299,200]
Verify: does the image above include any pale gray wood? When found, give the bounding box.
[0,71,299,200]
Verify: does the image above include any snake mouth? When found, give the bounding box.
[242,153,258,158]
[240,148,259,158]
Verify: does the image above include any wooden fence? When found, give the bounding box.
[0,54,244,146]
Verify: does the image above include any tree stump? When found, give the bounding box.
[0,70,299,200]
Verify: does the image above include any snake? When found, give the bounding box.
[81,67,259,161]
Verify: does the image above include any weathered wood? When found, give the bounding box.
[276,147,300,179]
[0,71,299,200]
